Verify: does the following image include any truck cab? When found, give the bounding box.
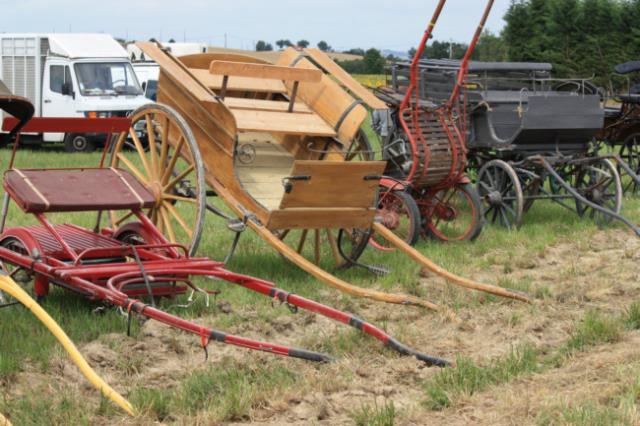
[0,34,151,151]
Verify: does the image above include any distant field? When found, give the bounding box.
[353,74,387,88]
[206,46,363,64]
[1,148,640,425]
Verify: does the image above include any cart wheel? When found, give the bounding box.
[345,129,375,161]
[277,226,370,269]
[425,183,484,241]
[477,159,524,230]
[370,187,421,249]
[575,158,622,226]
[64,133,95,153]
[0,237,38,301]
[619,133,640,194]
[110,103,206,256]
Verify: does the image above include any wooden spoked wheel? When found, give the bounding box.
[477,159,524,230]
[0,237,36,302]
[277,227,369,268]
[109,104,206,256]
[575,158,622,226]
[345,129,375,161]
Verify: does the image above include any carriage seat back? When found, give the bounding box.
[4,168,156,213]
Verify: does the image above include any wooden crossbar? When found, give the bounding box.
[209,61,322,83]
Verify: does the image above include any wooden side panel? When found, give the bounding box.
[279,160,385,209]
[232,110,336,137]
[210,61,322,83]
[304,48,389,110]
[267,208,377,230]
[190,69,287,93]
[277,48,368,142]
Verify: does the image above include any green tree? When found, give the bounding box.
[276,39,293,49]
[317,41,332,52]
[363,48,386,74]
[255,40,273,51]
[473,31,507,62]
[297,39,310,48]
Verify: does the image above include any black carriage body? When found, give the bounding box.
[385,60,604,159]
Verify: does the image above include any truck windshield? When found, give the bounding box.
[74,62,143,96]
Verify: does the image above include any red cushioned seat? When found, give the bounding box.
[4,168,156,213]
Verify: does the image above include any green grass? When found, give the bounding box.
[131,358,299,422]
[350,400,397,426]
[1,147,640,422]
[424,345,540,410]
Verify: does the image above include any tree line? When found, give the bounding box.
[408,0,640,90]
[255,39,332,52]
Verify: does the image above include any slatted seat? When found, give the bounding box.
[4,168,156,213]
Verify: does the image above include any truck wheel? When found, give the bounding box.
[64,134,95,153]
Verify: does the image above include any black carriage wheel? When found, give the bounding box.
[426,183,484,242]
[371,188,421,248]
[0,237,36,302]
[619,133,640,194]
[477,160,524,230]
[575,158,622,226]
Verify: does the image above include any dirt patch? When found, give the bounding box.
[2,228,640,424]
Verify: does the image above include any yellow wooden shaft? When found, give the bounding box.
[0,276,136,416]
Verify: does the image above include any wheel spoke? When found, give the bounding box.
[161,136,186,185]
[164,164,195,192]
[128,128,153,178]
[159,207,176,243]
[145,113,159,180]
[159,116,171,174]
[116,153,150,185]
[314,230,321,265]
[296,230,308,254]
[326,229,343,266]
[163,201,193,238]
[163,194,198,204]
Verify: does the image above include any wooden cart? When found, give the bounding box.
[107,42,529,309]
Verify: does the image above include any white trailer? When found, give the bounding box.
[0,33,150,151]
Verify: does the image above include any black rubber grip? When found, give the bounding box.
[387,338,450,368]
[289,348,334,363]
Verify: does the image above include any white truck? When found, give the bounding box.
[0,34,150,151]
[128,42,207,101]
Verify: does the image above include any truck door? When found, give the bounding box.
[42,60,77,142]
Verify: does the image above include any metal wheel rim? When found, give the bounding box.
[426,184,482,241]
[575,158,623,226]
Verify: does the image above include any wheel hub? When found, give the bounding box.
[150,181,164,205]
[486,190,503,206]
[590,188,603,204]
[379,209,400,230]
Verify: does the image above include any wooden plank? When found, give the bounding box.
[224,97,312,114]
[280,160,385,209]
[267,208,377,230]
[304,48,389,110]
[232,110,336,137]
[210,60,322,83]
[277,49,368,142]
[190,69,287,93]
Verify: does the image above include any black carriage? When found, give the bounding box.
[385,59,640,234]
[599,61,640,192]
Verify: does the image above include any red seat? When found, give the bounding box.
[4,168,156,213]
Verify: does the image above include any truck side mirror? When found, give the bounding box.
[141,81,147,92]
[61,82,75,99]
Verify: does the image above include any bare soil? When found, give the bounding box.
[3,228,640,425]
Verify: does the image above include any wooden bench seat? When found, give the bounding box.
[223,97,312,114]
[232,109,337,137]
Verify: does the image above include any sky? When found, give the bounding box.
[0,0,512,52]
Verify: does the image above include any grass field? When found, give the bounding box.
[0,147,639,425]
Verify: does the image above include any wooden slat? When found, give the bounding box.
[210,60,322,83]
[280,160,385,209]
[232,110,336,137]
[224,97,312,114]
[267,208,377,230]
[304,48,389,110]
[190,69,287,93]
[277,49,368,142]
